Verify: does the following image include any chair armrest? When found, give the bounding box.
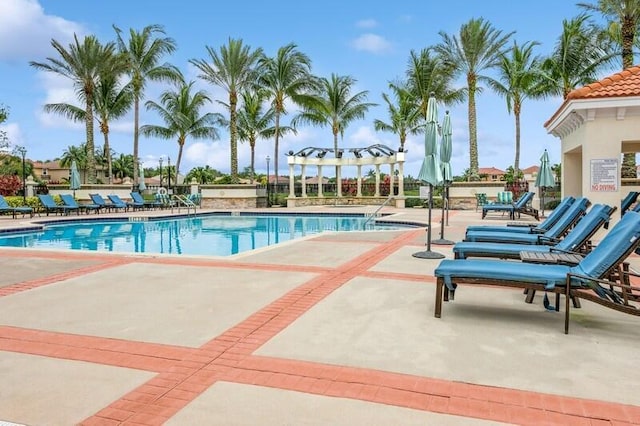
[537,235,560,245]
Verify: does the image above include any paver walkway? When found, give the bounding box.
[0,208,638,425]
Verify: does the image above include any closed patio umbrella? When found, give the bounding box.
[69,160,81,197]
[413,93,444,259]
[433,111,454,245]
[535,149,555,218]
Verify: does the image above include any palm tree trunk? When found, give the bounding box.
[467,73,479,181]
[514,102,521,176]
[133,94,140,185]
[274,111,281,192]
[250,139,256,184]
[103,130,113,184]
[621,17,636,179]
[229,91,238,183]
[176,136,186,183]
[85,98,97,184]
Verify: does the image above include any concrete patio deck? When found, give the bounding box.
[0,206,638,425]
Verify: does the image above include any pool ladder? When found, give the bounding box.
[171,194,197,216]
[362,195,395,229]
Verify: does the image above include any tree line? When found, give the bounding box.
[19,0,640,186]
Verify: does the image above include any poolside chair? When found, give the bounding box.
[38,194,79,216]
[621,191,639,216]
[466,196,575,235]
[130,191,162,210]
[0,194,33,218]
[433,211,640,333]
[454,204,615,260]
[89,193,125,212]
[464,197,590,244]
[108,194,140,211]
[155,192,174,209]
[60,194,101,214]
[481,192,535,220]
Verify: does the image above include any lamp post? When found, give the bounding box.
[167,156,171,192]
[159,157,163,187]
[15,146,26,203]
[266,155,270,207]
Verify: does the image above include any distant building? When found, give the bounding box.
[31,160,109,183]
[478,167,505,182]
[521,165,540,181]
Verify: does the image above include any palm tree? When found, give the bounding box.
[140,81,225,179]
[185,165,222,184]
[294,73,375,194]
[43,75,132,184]
[579,0,640,177]
[487,40,544,175]
[435,18,513,180]
[258,43,316,188]
[373,82,423,152]
[404,48,463,119]
[539,14,609,99]
[112,153,134,180]
[190,38,264,183]
[60,144,88,183]
[237,90,278,183]
[114,24,180,185]
[30,34,122,183]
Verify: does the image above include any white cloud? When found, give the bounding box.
[356,19,378,29]
[0,122,25,148]
[0,0,85,61]
[350,34,392,55]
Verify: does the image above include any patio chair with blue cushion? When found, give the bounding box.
[0,194,33,218]
[38,194,79,216]
[89,193,126,212]
[454,204,614,259]
[465,197,590,244]
[621,191,640,216]
[481,191,534,220]
[433,211,640,333]
[60,194,101,214]
[108,194,141,211]
[130,191,162,210]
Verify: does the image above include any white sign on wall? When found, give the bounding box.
[419,186,430,199]
[590,158,618,192]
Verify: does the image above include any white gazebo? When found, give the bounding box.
[544,65,640,225]
[286,144,406,207]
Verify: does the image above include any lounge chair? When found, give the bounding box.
[60,194,101,214]
[464,197,590,244]
[621,191,639,215]
[454,204,615,259]
[0,194,33,218]
[89,193,126,212]
[466,196,575,235]
[107,194,138,211]
[130,191,162,210]
[481,192,535,220]
[433,211,640,333]
[38,194,79,216]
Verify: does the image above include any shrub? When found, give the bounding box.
[545,199,561,210]
[0,175,21,196]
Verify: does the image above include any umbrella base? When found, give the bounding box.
[432,238,454,245]
[412,250,445,259]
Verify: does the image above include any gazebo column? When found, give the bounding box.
[375,164,381,197]
[389,164,395,196]
[337,165,342,197]
[289,164,295,198]
[397,161,405,197]
[356,165,362,197]
[317,165,324,198]
[301,164,307,197]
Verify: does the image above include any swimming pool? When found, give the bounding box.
[0,214,415,256]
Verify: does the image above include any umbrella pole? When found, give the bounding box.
[413,184,445,259]
[433,183,453,245]
[541,188,545,218]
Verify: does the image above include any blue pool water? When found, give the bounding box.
[0,214,413,256]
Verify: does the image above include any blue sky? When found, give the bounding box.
[0,0,607,178]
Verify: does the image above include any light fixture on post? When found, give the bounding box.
[266,155,271,207]
[167,156,171,193]
[158,157,163,187]
[14,146,27,204]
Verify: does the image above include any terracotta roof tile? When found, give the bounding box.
[521,165,539,174]
[566,65,640,100]
[478,167,505,175]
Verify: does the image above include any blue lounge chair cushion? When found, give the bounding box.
[455,204,612,258]
[435,260,571,291]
